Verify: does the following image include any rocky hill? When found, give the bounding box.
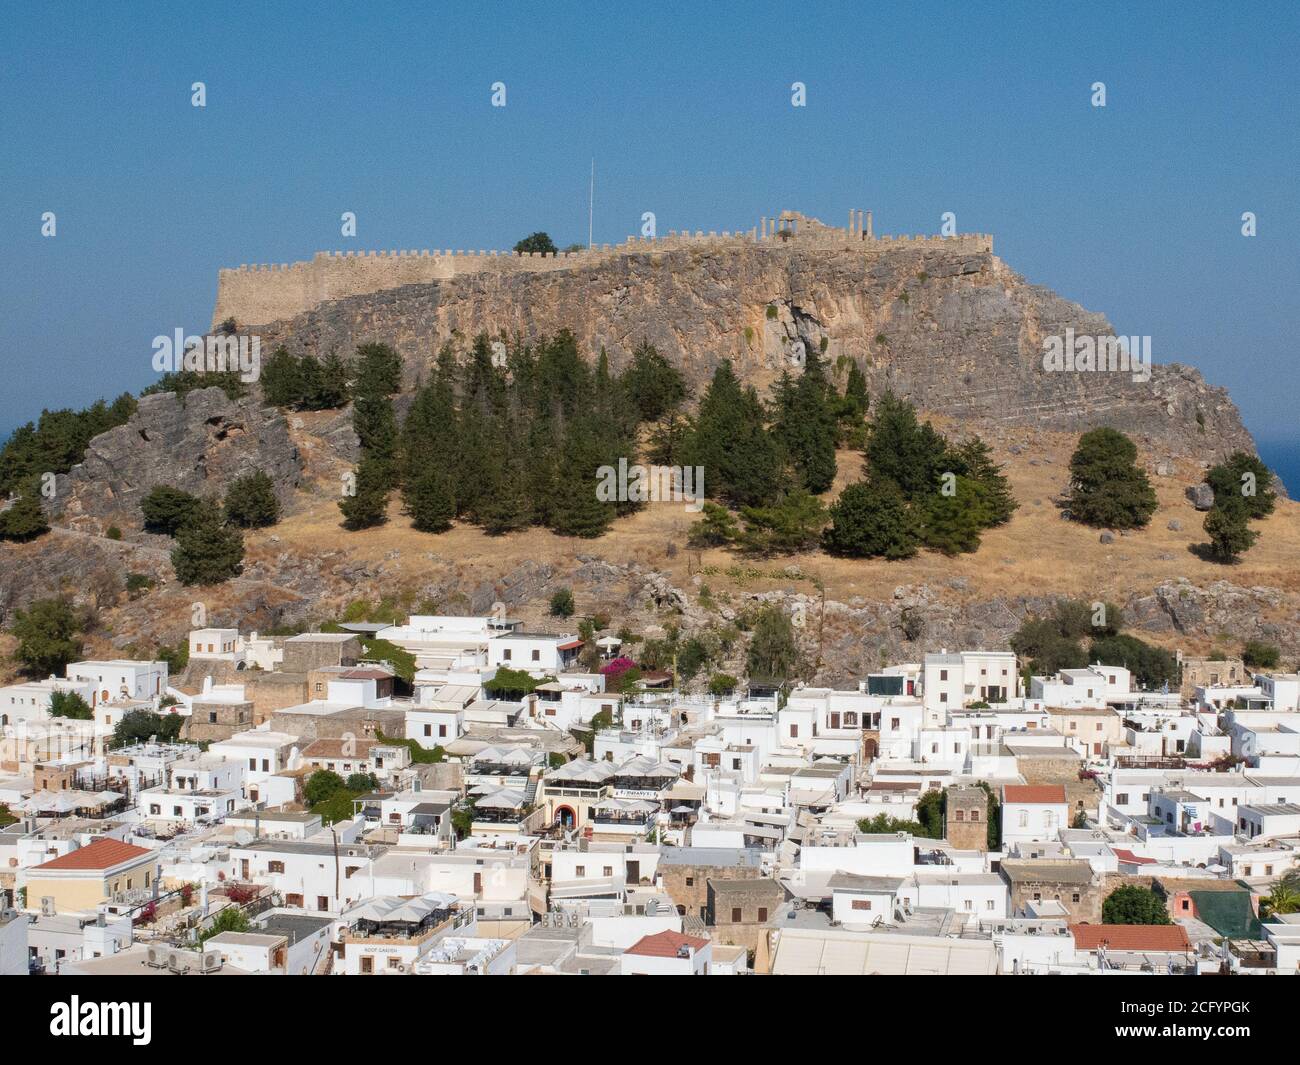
[238,231,1251,460]
[2,213,1294,683]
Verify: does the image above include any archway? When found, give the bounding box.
[554,805,576,830]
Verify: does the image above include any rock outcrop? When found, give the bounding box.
[244,239,1253,460]
[49,388,303,532]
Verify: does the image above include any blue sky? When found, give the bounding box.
[2,2,1296,469]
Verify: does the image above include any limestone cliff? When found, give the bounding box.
[237,237,1252,460]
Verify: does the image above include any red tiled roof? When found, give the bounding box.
[625,930,710,958]
[1070,924,1189,952]
[557,640,584,651]
[1113,848,1156,865]
[33,838,153,872]
[1003,785,1067,804]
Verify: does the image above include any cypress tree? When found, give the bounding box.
[339,454,391,530]
[407,466,455,533]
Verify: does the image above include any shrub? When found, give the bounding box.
[223,470,280,528]
[549,588,575,617]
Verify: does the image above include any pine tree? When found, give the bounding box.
[0,486,50,542]
[864,391,950,500]
[224,470,280,528]
[921,475,990,556]
[822,478,922,559]
[548,430,615,538]
[476,453,533,535]
[1206,451,1276,520]
[407,466,455,533]
[686,361,784,507]
[339,454,391,530]
[260,346,303,407]
[951,437,1017,526]
[171,506,245,585]
[1066,428,1158,529]
[771,350,838,494]
[1203,494,1259,562]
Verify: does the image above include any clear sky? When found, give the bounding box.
[2,2,1296,462]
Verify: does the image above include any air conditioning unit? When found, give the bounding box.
[166,950,187,972]
[40,896,56,917]
[146,945,169,968]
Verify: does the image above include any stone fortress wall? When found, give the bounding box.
[212,209,995,327]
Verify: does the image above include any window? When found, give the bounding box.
[439,724,447,737]
[575,865,586,877]
[971,810,980,822]
[532,649,541,662]
[890,718,900,731]
[424,724,432,736]
[387,956,402,970]
[940,669,948,681]
[851,899,872,910]
[954,809,965,822]
[1071,893,1080,903]
[685,877,694,887]
[790,724,799,738]
[732,907,742,922]
[940,693,948,703]
[269,861,285,874]
[758,907,768,922]
[603,866,613,877]
[503,649,512,661]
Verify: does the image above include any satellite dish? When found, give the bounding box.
[233,829,254,846]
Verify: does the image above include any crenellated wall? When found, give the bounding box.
[211,214,995,327]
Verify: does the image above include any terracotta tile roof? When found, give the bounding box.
[302,738,377,759]
[1003,785,1067,804]
[624,929,710,959]
[1113,848,1156,865]
[556,640,584,651]
[33,838,153,872]
[1069,924,1190,952]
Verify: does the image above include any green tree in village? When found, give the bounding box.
[1102,884,1171,925]
[10,598,85,675]
[549,588,576,617]
[744,605,802,687]
[50,690,94,719]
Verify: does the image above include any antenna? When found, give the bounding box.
[588,159,595,249]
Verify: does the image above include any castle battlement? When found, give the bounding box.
[212,210,994,327]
